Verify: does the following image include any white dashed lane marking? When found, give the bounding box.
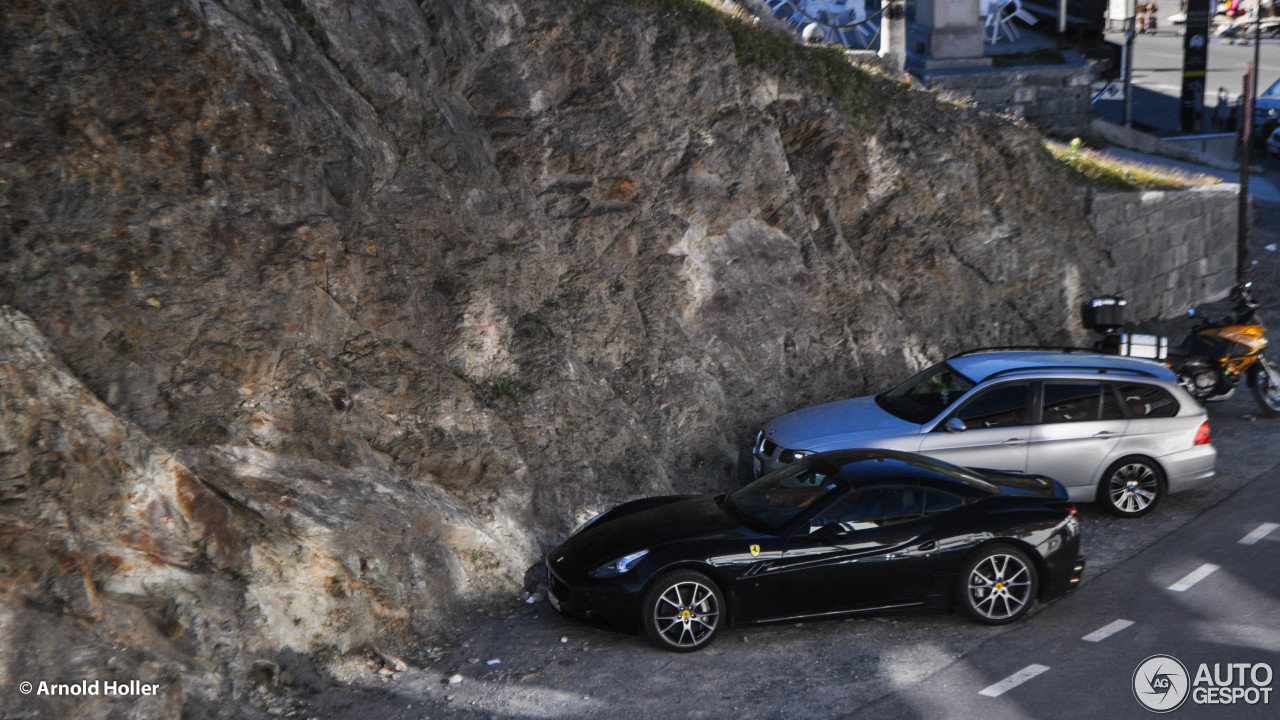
[1168,563,1220,592]
[1239,522,1279,546]
[1082,619,1135,643]
[978,664,1050,698]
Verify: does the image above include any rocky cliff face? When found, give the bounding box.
[0,0,1109,714]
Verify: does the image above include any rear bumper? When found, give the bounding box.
[1162,443,1217,495]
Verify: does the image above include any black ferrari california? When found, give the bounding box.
[546,449,1084,652]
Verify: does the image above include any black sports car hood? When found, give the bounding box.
[549,494,742,579]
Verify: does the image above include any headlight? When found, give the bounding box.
[779,449,813,463]
[588,549,649,578]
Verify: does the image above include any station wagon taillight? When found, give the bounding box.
[1194,421,1211,446]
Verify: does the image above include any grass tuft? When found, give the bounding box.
[625,0,895,117]
[1045,139,1219,191]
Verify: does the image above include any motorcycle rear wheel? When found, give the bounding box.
[1249,358,1280,417]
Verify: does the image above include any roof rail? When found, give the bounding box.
[985,365,1162,380]
[947,346,1102,359]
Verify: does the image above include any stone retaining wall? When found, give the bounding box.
[1090,186,1240,322]
[924,64,1097,138]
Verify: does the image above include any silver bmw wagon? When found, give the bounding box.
[754,350,1217,517]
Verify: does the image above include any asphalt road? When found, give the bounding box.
[1094,19,1280,136]
[855,395,1280,719]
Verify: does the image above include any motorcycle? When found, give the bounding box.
[1084,283,1280,416]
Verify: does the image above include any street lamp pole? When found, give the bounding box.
[1239,62,1253,283]
[1236,4,1263,282]
[1123,13,1136,127]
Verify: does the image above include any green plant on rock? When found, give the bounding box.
[487,377,522,403]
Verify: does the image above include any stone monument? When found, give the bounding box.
[908,0,992,73]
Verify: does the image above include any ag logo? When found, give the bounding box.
[749,544,761,557]
[1134,654,1190,713]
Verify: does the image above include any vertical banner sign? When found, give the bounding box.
[1181,0,1211,131]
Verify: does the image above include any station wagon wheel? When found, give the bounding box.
[957,545,1038,625]
[1100,456,1163,518]
[642,570,724,653]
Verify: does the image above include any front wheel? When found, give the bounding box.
[1249,357,1280,417]
[642,570,724,652]
[1099,457,1163,517]
[957,544,1038,625]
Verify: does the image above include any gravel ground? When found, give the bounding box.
[255,199,1280,720]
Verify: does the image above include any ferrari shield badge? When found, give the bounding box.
[749,544,761,557]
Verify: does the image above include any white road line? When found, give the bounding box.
[978,664,1051,698]
[1083,619,1135,643]
[1168,563,1220,592]
[1239,522,1280,546]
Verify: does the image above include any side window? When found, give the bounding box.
[817,486,924,530]
[924,488,964,514]
[1117,383,1180,418]
[1100,384,1124,420]
[1042,383,1102,423]
[1040,383,1122,422]
[953,383,1030,429]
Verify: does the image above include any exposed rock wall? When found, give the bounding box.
[1,0,1114,713]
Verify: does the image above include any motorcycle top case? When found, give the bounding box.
[1082,297,1126,331]
[1098,332,1169,360]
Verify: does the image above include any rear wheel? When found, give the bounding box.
[1249,358,1280,417]
[642,570,724,652]
[957,544,1038,624]
[1100,457,1163,517]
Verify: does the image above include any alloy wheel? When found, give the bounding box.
[1108,462,1159,515]
[650,579,720,650]
[965,552,1033,622]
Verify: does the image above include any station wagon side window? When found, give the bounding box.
[1041,382,1124,423]
[949,382,1031,429]
[1115,383,1180,418]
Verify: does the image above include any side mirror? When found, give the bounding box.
[944,417,966,433]
[810,523,845,544]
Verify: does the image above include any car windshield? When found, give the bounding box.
[874,361,977,424]
[1264,77,1280,98]
[726,457,844,532]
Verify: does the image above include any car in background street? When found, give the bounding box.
[753,350,1216,518]
[546,449,1084,652]
[1256,76,1280,143]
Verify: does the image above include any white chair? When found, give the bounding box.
[835,5,875,49]
[985,0,1038,43]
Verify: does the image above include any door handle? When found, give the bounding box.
[1092,431,1115,439]
[1001,438,1023,447]
[917,540,937,553]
